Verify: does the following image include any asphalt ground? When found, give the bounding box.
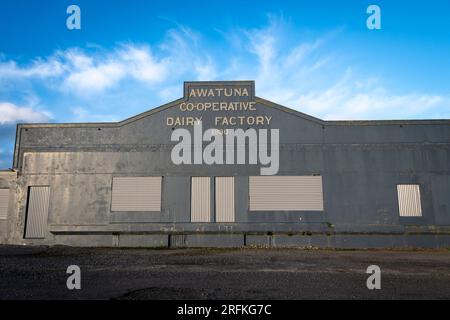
[0,246,449,300]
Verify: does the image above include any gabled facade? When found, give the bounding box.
[1,81,449,247]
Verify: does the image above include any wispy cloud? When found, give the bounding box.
[297,73,448,120]
[218,16,450,120]
[62,57,126,95]
[0,26,214,99]
[0,58,65,79]
[1,15,450,168]
[70,107,119,123]
[2,16,449,123]
[0,100,52,169]
[0,15,449,124]
[0,102,52,124]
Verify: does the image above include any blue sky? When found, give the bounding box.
[0,0,449,168]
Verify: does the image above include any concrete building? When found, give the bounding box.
[1,81,449,248]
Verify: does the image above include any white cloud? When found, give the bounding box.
[0,102,52,124]
[298,77,448,120]
[119,45,168,83]
[70,107,119,123]
[0,58,65,79]
[158,85,182,101]
[0,17,449,121]
[219,18,450,120]
[59,46,165,95]
[63,60,126,95]
[0,28,212,96]
[194,56,217,80]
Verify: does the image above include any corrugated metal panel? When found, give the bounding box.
[0,189,10,220]
[111,177,162,211]
[25,186,50,239]
[397,184,422,217]
[191,177,211,222]
[249,176,324,211]
[215,177,235,222]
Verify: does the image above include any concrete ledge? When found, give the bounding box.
[45,219,450,249]
[118,234,168,248]
[54,234,114,247]
[11,232,450,248]
[48,223,450,235]
[49,223,331,233]
[247,234,450,249]
[184,234,244,247]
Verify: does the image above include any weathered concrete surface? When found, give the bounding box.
[0,246,449,300]
[0,171,16,244]
[2,81,450,246]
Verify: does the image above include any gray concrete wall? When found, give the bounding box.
[0,171,17,244]
[4,81,450,247]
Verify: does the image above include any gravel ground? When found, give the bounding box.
[0,245,449,300]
